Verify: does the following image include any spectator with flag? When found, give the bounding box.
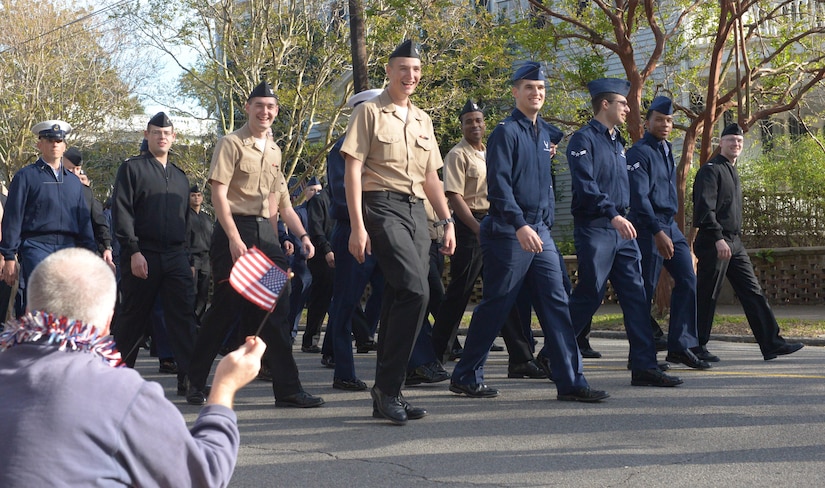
[187,81,324,408]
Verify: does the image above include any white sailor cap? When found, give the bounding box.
[31,120,72,140]
[347,89,383,108]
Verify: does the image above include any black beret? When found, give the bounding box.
[459,99,483,121]
[148,112,173,128]
[248,81,277,101]
[389,39,420,59]
[190,185,200,193]
[307,176,321,187]
[721,123,743,137]
[64,147,82,166]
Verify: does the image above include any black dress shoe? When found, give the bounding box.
[666,350,711,369]
[579,347,602,359]
[405,362,449,385]
[489,344,504,352]
[448,382,499,398]
[373,395,427,420]
[158,359,178,374]
[508,360,548,379]
[356,340,377,353]
[447,347,463,361]
[764,342,804,360]
[631,368,683,387]
[534,354,555,383]
[691,346,720,362]
[626,360,670,371]
[276,391,325,408]
[320,355,335,368]
[370,387,407,425]
[557,387,610,403]
[257,363,273,381]
[186,387,207,406]
[301,345,321,353]
[333,377,369,391]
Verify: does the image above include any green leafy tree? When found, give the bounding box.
[0,0,141,183]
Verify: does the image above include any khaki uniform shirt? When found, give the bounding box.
[208,124,290,218]
[340,90,443,199]
[443,138,489,213]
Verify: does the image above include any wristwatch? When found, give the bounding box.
[433,217,455,228]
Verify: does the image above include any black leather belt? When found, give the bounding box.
[471,211,488,220]
[365,190,421,204]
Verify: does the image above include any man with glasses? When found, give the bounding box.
[111,112,197,399]
[566,79,683,387]
[693,123,804,361]
[0,119,95,316]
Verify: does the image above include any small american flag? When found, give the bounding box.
[229,247,289,310]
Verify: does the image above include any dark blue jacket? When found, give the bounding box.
[327,137,349,221]
[567,119,629,227]
[486,109,559,231]
[626,131,678,235]
[0,159,95,259]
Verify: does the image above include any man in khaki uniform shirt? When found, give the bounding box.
[430,101,545,379]
[341,39,455,425]
[187,81,324,409]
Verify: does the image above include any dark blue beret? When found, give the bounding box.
[511,62,546,83]
[307,176,321,187]
[587,78,630,98]
[647,96,673,116]
[64,147,82,166]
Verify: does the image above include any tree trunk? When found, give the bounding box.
[348,0,368,92]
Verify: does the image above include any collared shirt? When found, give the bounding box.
[626,131,678,235]
[567,118,629,227]
[486,108,556,231]
[340,89,443,199]
[0,158,95,259]
[693,153,742,241]
[443,137,489,213]
[208,123,290,218]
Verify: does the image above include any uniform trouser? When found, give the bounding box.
[113,248,196,375]
[16,238,77,317]
[188,217,303,399]
[694,233,785,355]
[288,257,311,338]
[637,223,699,353]
[327,220,383,381]
[452,220,588,394]
[431,218,534,364]
[568,226,657,371]
[303,255,334,347]
[363,193,430,396]
[408,241,445,369]
[192,253,211,320]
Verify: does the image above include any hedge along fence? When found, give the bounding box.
[458,247,825,307]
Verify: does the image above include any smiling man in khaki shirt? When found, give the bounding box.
[341,39,455,425]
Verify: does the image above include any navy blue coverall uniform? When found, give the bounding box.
[627,131,699,353]
[566,119,658,371]
[451,109,590,395]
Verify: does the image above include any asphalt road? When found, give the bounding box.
[140,328,825,488]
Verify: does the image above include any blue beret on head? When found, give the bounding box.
[647,96,673,116]
[390,39,420,59]
[32,119,72,140]
[721,123,743,137]
[511,62,546,83]
[459,99,483,121]
[148,112,173,128]
[248,81,277,101]
[587,78,630,98]
[307,176,321,187]
[547,124,564,145]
